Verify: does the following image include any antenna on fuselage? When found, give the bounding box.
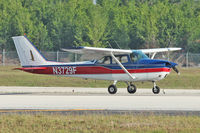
[114,40,121,49]
[167,41,171,61]
[107,41,113,49]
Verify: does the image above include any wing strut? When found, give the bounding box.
[151,52,157,59]
[110,52,135,80]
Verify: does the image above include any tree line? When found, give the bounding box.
[0,0,200,52]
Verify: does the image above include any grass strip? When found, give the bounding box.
[0,114,200,133]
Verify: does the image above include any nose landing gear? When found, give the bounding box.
[152,82,160,94]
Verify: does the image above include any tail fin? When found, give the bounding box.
[12,36,48,67]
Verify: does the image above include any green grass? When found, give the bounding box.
[0,114,200,133]
[0,66,200,89]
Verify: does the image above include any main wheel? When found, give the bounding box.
[152,86,160,94]
[127,84,137,94]
[108,85,117,94]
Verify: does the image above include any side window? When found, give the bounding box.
[103,57,110,64]
[112,56,120,64]
[120,56,128,63]
[112,55,129,64]
[97,56,111,64]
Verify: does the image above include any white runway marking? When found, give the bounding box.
[0,87,200,111]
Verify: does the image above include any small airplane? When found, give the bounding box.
[12,36,181,94]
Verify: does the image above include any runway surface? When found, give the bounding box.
[0,87,200,113]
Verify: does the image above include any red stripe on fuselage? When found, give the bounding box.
[18,66,170,75]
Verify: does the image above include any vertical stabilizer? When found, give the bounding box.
[12,36,48,67]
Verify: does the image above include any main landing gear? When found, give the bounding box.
[108,80,118,94]
[126,82,137,94]
[108,85,117,94]
[108,81,137,94]
[108,81,162,94]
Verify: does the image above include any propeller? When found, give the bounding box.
[172,66,180,75]
[166,62,180,75]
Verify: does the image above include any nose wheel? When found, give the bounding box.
[152,82,160,94]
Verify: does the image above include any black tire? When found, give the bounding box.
[108,85,117,94]
[127,84,137,94]
[152,86,160,94]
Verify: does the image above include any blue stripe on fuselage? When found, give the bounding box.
[22,58,174,69]
[22,63,168,69]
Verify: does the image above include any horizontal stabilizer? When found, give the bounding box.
[14,67,48,71]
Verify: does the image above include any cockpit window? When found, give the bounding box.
[130,51,149,62]
[96,56,111,64]
[112,55,129,64]
[96,55,129,64]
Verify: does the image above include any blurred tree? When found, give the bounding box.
[0,0,199,52]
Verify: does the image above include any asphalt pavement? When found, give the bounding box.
[0,87,200,115]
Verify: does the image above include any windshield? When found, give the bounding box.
[130,51,149,62]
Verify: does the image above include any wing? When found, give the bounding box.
[140,48,182,54]
[61,46,132,55]
[62,46,181,54]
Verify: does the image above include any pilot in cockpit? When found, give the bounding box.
[130,53,138,63]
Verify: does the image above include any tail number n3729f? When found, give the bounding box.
[53,66,76,75]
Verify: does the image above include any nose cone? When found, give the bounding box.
[139,59,180,74]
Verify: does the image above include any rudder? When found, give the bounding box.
[12,36,48,67]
